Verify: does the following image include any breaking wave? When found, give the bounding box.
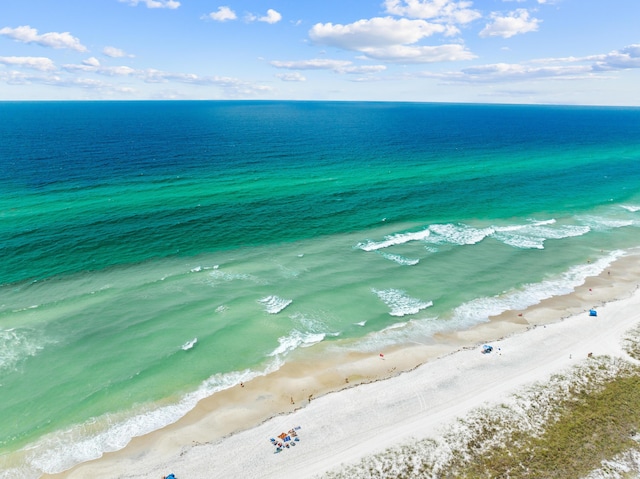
[259,295,293,314]
[358,218,593,252]
[372,288,433,317]
[380,253,420,266]
[356,229,431,251]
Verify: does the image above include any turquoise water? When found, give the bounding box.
[1,101,640,477]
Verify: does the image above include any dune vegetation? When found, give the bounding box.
[325,336,640,479]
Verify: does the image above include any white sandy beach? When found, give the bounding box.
[53,255,640,479]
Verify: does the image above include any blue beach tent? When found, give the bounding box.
[589,309,597,317]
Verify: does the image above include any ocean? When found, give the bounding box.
[1,101,639,477]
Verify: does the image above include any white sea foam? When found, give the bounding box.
[450,250,625,327]
[207,267,253,283]
[372,288,433,317]
[620,204,640,212]
[577,215,635,230]
[348,316,442,353]
[0,328,46,373]
[380,322,408,332]
[13,364,275,478]
[380,253,420,266]
[490,231,547,249]
[354,250,625,354]
[268,330,326,357]
[11,304,39,313]
[181,338,197,350]
[289,312,333,335]
[356,228,431,251]
[427,223,494,246]
[491,221,590,249]
[259,295,293,314]
[359,218,592,254]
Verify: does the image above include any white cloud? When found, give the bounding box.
[348,64,388,73]
[0,68,133,94]
[479,9,541,38]
[0,70,30,85]
[63,59,136,76]
[0,52,270,98]
[309,17,474,63]
[592,44,640,71]
[138,68,272,96]
[106,66,137,76]
[271,59,351,70]
[459,62,590,82]
[419,44,640,85]
[206,6,237,22]
[0,25,87,52]
[276,72,306,82]
[383,0,481,24]
[103,46,131,58]
[51,76,137,94]
[310,17,445,50]
[259,9,282,24]
[271,58,387,74]
[246,9,282,24]
[0,56,56,71]
[443,24,462,37]
[83,57,101,67]
[119,0,180,9]
[362,43,475,62]
[309,15,475,63]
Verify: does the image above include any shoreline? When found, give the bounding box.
[50,251,640,478]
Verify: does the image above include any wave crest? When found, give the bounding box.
[259,295,293,314]
[372,288,433,317]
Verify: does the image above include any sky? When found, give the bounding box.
[0,0,639,105]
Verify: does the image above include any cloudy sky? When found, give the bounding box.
[1,0,639,104]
